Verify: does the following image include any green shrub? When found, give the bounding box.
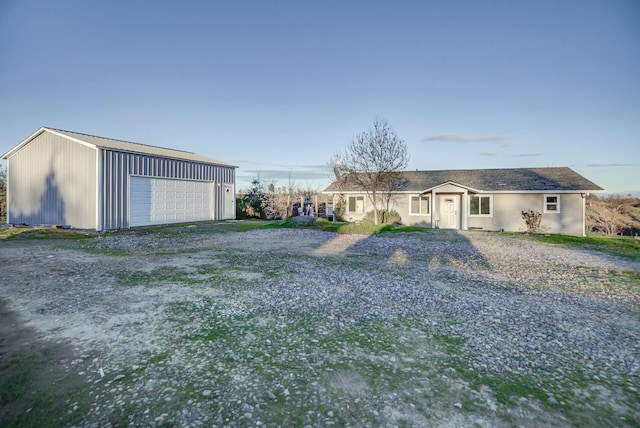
[363,209,401,225]
[332,195,346,222]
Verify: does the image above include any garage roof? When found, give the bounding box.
[2,127,236,167]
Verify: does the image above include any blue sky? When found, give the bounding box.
[1,0,639,194]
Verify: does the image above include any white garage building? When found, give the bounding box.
[1,127,237,230]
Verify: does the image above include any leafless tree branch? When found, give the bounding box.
[337,117,409,224]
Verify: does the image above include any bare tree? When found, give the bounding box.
[0,165,6,223]
[586,195,630,236]
[335,118,409,224]
[327,151,345,183]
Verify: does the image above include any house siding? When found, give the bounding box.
[334,192,586,235]
[6,131,97,228]
[325,168,600,236]
[100,149,235,230]
[487,193,585,235]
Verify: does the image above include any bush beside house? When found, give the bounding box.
[0,166,6,224]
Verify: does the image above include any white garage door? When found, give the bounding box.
[129,177,213,227]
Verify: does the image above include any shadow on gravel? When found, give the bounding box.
[312,229,493,274]
[0,299,89,427]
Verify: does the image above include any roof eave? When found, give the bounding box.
[3,126,237,167]
[2,127,47,159]
[323,188,605,194]
[420,180,481,194]
[487,189,605,193]
[93,145,237,167]
[2,127,99,159]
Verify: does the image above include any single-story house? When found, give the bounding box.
[1,127,237,230]
[323,167,603,236]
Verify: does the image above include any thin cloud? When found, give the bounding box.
[478,152,497,156]
[422,134,513,147]
[586,163,640,167]
[228,159,263,166]
[238,169,328,181]
[516,153,542,157]
[232,160,327,170]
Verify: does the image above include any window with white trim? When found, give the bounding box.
[410,195,430,215]
[544,195,560,213]
[469,195,492,216]
[348,195,365,213]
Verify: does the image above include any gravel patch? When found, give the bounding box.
[1,228,638,426]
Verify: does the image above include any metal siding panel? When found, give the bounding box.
[120,153,125,227]
[103,152,110,229]
[94,149,235,229]
[113,153,118,227]
[96,150,103,230]
[6,131,96,228]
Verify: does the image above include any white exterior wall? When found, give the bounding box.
[331,191,586,236]
[6,132,97,228]
[482,193,585,235]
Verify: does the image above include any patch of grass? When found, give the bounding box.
[472,373,552,406]
[612,270,640,282]
[145,350,172,365]
[104,295,640,427]
[276,217,434,235]
[115,266,196,287]
[0,349,41,403]
[0,226,95,241]
[525,232,640,260]
[76,247,137,256]
[0,219,432,242]
[606,270,640,296]
[0,344,90,428]
[429,328,640,426]
[134,222,213,235]
[213,250,296,280]
[135,220,279,236]
[223,220,282,232]
[116,261,267,290]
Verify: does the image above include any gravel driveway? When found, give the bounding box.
[1,226,639,427]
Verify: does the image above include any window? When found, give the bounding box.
[469,195,492,216]
[544,195,560,213]
[410,195,430,215]
[348,196,365,213]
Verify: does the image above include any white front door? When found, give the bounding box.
[440,197,458,229]
[223,184,235,220]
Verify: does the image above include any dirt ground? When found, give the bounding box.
[0,297,84,424]
[1,227,639,427]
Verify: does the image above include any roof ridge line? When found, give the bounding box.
[45,127,197,155]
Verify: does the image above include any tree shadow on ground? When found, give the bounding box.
[311,228,493,273]
[0,299,88,426]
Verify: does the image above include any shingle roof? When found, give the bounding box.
[3,127,235,167]
[324,167,603,193]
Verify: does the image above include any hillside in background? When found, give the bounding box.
[586,195,640,236]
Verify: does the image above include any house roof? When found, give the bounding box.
[2,127,236,167]
[323,167,603,193]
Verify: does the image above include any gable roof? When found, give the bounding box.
[2,127,236,167]
[324,167,603,193]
